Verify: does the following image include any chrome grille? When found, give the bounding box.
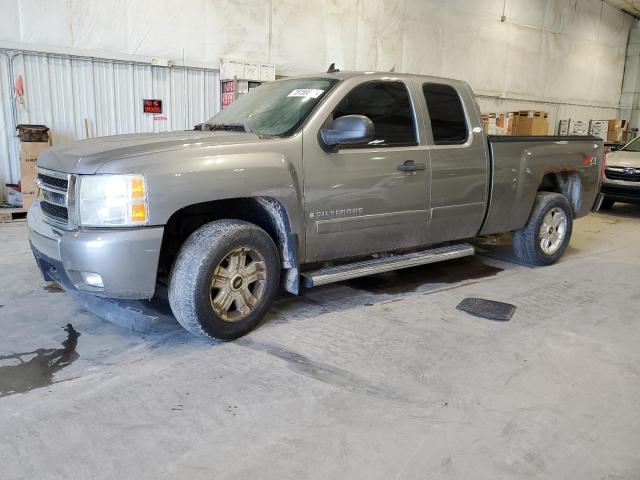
[41,201,69,221]
[605,167,640,182]
[37,172,68,190]
[36,168,74,228]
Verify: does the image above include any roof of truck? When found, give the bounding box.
[286,71,466,85]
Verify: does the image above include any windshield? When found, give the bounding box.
[207,78,338,136]
[622,136,640,152]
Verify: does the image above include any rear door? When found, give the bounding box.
[420,82,489,244]
[302,78,430,262]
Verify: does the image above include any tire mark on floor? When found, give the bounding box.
[236,338,431,407]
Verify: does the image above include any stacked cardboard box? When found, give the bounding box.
[607,119,627,143]
[497,113,515,135]
[482,113,514,135]
[16,124,51,210]
[569,120,589,136]
[589,120,609,140]
[513,111,549,136]
[558,119,570,135]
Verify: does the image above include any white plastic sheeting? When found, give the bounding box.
[0,0,635,194]
[0,0,633,103]
[0,51,219,190]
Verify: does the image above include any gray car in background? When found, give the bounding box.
[601,136,640,209]
[28,71,604,340]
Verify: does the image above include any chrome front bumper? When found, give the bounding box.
[28,201,164,299]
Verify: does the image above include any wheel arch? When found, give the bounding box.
[158,196,300,294]
[537,170,583,215]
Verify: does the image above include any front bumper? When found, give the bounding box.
[28,201,164,299]
[601,179,640,205]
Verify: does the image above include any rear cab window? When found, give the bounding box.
[332,80,417,147]
[422,83,468,145]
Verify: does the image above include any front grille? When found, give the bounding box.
[601,185,640,198]
[37,169,72,227]
[605,168,640,182]
[41,201,69,221]
[37,173,68,190]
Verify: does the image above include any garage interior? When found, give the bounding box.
[1,1,640,479]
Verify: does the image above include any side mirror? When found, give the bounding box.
[320,115,374,148]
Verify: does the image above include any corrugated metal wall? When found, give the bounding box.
[0,53,14,190]
[0,50,220,200]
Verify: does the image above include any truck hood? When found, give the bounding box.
[606,150,640,168]
[37,130,264,174]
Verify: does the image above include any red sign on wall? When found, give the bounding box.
[143,99,162,114]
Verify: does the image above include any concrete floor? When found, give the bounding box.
[1,206,639,480]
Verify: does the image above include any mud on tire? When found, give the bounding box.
[169,220,280,340]
[512,192,573,266]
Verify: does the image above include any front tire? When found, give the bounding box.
[169,220,280,340]
[512,192,573,266]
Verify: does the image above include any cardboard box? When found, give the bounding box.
[589,120,609,140]
[20,175,38,210]
[482,113,496,134]
[260,63,276,82]
[497,113,514,134]
[607,119,627,131]
[20,141,49,177]
[569,120,589,136]
[243,62,260,81]
[20,141,50,210]
[220,59,245,80]
[607,129,626,142]
[558,119,570,135]
[514,111,549,136]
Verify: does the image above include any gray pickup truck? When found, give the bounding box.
[28,71,604,340]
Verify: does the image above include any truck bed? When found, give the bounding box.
[480,135,603,236]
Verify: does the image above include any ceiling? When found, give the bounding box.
[605,0,640,18]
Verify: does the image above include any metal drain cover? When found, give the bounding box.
[456,297,516,322]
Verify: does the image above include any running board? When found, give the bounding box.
[301,244,475,287]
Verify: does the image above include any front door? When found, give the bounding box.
[302,79,430,263]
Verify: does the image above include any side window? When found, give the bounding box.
[333,81,417,146]
[422,83,468,145]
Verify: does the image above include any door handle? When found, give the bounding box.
[397,160,426,172]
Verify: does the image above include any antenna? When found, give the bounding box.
[327,63,340,73]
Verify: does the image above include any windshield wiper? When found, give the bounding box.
[196,122,253,133]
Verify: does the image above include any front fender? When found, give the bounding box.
[96,136,305,235]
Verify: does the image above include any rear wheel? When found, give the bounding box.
[599,197,615,210]
[169,220,280,340]
[512,192,573,266]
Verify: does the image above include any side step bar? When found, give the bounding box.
[301,243,475,287]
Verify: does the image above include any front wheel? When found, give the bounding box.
[512,192,573,266]
[169,220,280,340]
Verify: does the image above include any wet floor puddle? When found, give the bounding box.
[344,256,503,295]
[0,324,80,398]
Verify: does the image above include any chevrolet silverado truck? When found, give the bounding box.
[28,71,604,340]
[600,136,640,208]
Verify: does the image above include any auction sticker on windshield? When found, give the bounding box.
[287,89,324,98]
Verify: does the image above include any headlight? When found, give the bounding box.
[78,174,149,227]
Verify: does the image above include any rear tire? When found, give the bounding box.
[512,192,573,266]
[599,197,615,210]
[169,220,280,340]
